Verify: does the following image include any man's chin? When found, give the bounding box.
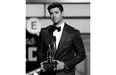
[53,21,58,24]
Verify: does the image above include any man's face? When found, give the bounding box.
[49,7,63,24]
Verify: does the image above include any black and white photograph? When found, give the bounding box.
[1,0,116,75]
[26,0,90,75]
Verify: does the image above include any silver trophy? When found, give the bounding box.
[26,44,57,75]
[43,45,57,70]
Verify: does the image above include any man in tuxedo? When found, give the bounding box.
[37,2,86,75]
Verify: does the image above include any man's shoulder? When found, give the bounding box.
[41,25,53,33]
[65,24,81,37]
[65,24,79,32]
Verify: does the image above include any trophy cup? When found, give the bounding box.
[26,45,57,75]
[43,45,57,70]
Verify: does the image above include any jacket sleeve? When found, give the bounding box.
[36,30,45,65]
[64,30,86,69]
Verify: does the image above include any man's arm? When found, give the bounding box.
[64,30,86,69]
[36,30,45,64]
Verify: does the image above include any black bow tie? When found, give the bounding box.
[53,26,61,32]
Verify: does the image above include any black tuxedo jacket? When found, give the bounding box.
[37,23,86,75]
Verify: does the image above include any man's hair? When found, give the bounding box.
[47,2,64,12]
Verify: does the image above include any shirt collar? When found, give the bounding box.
[56,22,65,32]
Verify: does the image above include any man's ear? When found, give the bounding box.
[62,11,64,16]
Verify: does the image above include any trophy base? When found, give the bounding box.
[43,61,57,70]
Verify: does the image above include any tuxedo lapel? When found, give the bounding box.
[48,27,55,50]
[55,24,68,56]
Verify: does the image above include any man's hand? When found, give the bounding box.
[40,61,47,72]
[55,60,65,70]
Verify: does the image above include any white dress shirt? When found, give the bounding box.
[53,22,65,49]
